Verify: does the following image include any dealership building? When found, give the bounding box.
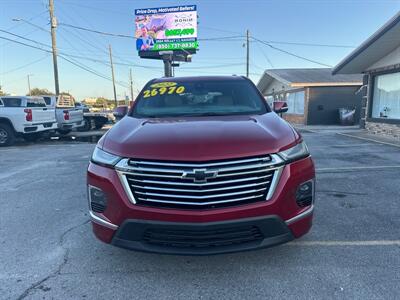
[333,11,400,139]
[257,68,362,125]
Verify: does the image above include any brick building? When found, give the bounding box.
[257,68,362,125]
[333,11,400,139]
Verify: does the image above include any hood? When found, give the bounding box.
[102,113,297,161]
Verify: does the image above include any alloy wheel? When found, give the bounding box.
[0,128,8,144]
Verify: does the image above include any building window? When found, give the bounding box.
[372,72,400,120]
[286,91,305,115]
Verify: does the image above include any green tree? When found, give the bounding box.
[28,88,54,96]
[0,86,6,96]
[96,97,108,105]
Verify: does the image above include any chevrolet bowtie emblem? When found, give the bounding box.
[182,168,218,183]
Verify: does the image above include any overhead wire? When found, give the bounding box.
[252,36,333,67]
[0,54,50,75]
[256,39,356,48]
[0,35,129,89]
[255,41,274,68]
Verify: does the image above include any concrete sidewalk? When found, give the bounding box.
[294,124,400,147]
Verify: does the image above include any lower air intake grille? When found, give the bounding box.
[143,225,264,248]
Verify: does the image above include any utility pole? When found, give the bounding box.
[27,74,32,95]
[108,44,118,107]
[246,29,250,78]
[129,68,134,103]
[49,0,60,95]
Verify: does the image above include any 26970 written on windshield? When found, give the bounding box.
[143,82,186,98]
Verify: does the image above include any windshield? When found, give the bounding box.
[133,79,268,118]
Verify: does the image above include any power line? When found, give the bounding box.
[61,1,130,16]
[58,55,128,89]
[1,28,160,71]
[199,25,242,35]
[0,35,53,53]
[59,23,244,43]
[255,41,274,68]
[0,55,50,75]
[6,10,48,31]
[0,35,129,89]
[258,40,355,48]
[199,35,244,41]
[0,29,51,50]
[180,63,245,70]
[59,22,134,39]
[252,36,332,67]
[57,8,138,65]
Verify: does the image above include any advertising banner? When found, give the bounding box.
[135,5,198,52]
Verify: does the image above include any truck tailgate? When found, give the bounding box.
[68,108,83,122]
[32,107,56,123]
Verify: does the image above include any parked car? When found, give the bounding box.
[41,95,84,135]
[0,96,57,146]
[87,76,315,255]
[113,105,129,121]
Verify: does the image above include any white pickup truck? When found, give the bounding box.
[41,95,84,134]
[0,96,57,146]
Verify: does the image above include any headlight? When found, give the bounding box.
[91,147,121,167]
[278,141,309,161]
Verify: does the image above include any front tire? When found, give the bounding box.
[0,124,15,147]
[78,119,92,131]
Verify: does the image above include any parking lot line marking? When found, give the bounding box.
[288,240,400,246]
[337,132,400,148]
[317,165,400,172]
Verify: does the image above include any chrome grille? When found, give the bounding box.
[116,155,283,209]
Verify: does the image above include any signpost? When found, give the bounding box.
[135,5,198,77]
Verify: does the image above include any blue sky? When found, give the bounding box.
[1,0,399,100]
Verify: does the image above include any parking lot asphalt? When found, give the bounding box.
[1,130,400,299]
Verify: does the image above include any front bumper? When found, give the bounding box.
[112,215,294,255]
[59,120,84,130]
[87,156,315,255]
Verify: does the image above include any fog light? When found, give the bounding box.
[296,180,314,207]
[88,185,107,213]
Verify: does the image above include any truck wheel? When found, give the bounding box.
[57,129,72,135]
[23,132,43,142]
[79,119,92,131]
[0,124,15,147]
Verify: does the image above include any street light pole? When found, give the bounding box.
[108,44,118,107]
[129,68,134,103]
[246,29,250,78]
[27,74,32,95]
[49,0,60,95]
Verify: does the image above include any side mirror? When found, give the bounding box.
[273,101,288,114]
[113,106,128,120]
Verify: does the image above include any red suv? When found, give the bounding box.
[87,76,315,255]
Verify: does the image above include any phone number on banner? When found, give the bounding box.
[153,42,198,51]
